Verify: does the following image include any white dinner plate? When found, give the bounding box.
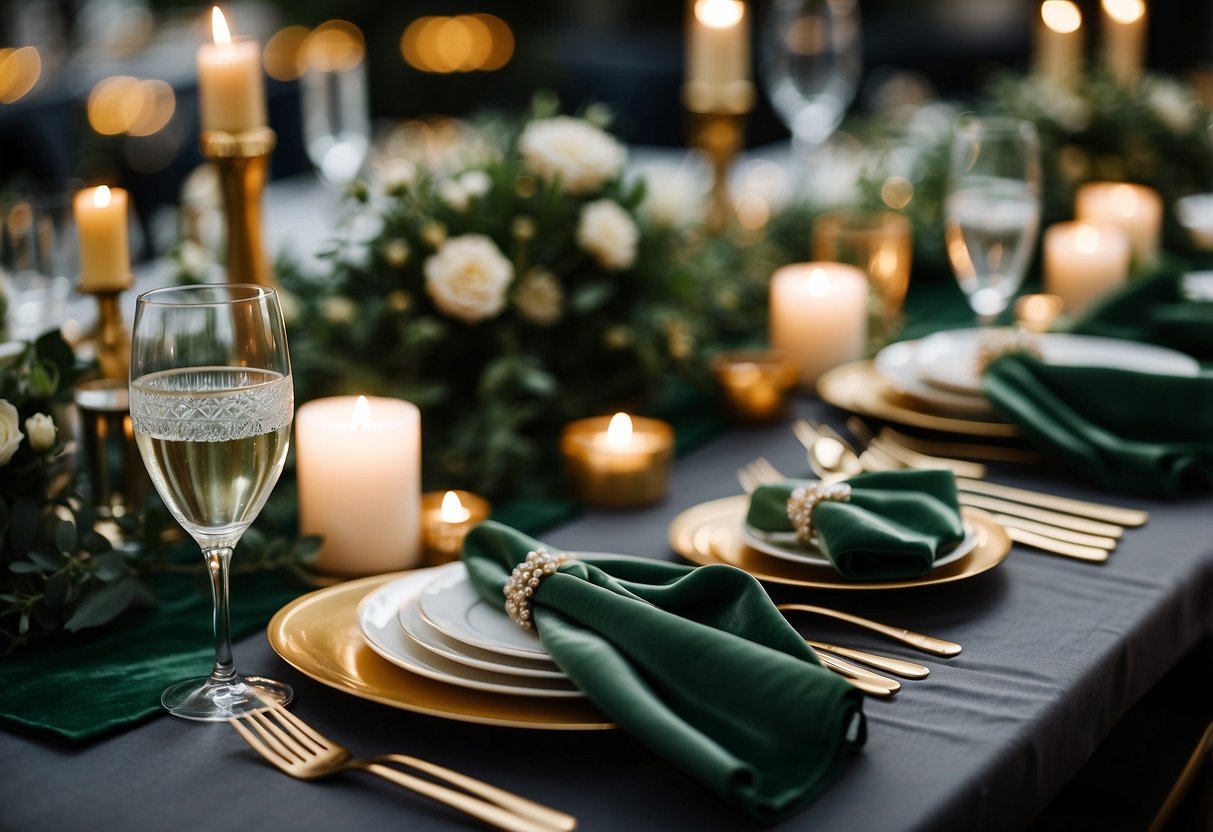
[915,329,1200,395]
[417,564,551,660]
[399,599,566,679]
[741,522,978,570]
[357,567,584,699]
[874,340,997,417]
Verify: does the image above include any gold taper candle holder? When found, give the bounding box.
[683,81,755,234]
[79,289,131,380]
[421,490,492,566]
[561,414,674,508]
[711,350,799,423]
[200,127,277,286]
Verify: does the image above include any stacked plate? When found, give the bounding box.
[357,562,583,699]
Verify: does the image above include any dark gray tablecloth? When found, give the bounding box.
[3,397,1212,832]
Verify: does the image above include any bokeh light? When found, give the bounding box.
[264,25,310,81]
[88,76,176,137]
[302,19,365,73]
[401,14,513,73]
[0,47,42,104]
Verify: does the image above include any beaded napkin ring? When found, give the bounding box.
[503,548,569,630]
[975,328,1042,375]
[786,482,852,544]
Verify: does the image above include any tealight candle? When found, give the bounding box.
[296,395,421,576]
[561,412,674,508]
[1101,0,1146,85]
[769,262,869,387]
[1074,182,1162,268]
[197,6,267,133]
[421,490,492,565]
[1043,221,1131,315]
[74,185,132,292]
[1033,1,1083,89]
[684,0,752,112]
[711,350,799,422]
[1015,293,1065,333]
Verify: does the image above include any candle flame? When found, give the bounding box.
[93,185,111,208]
[694,0,744,29]
[1101,0,1144,25]
[605,412,633,447]
[212,6,232,45]
[440,490,472,523]
[1075,224,1100,254]
[1041,0,1082,34]
[351,395,371,430]
[806,267,831,298]
[1111,184,1139,216]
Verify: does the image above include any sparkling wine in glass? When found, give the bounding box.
[130,284,294,721]
[944,116,1042,325]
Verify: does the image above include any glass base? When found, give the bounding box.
[161,674,293,722]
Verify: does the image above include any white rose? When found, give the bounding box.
[439,179,469,212]
[24,413,56,452]
[0,399,23,465]
[378,157,418,193]
[576,200,639,271]
[424,234,514,324]
[639,164,705,229]
[460,170,491,198]
[518,116,626,195]
[514,268,564,326]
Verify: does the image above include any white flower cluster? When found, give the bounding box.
[0,399,56,466]
[518,116,626,195]
[576,200,639,271]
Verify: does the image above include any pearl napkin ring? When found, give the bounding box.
[503,548,569,631]
[786,482,852,544]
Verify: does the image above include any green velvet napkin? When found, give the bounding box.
[462,520,865,821]
[1070,272,1213,361]
[744,470,965,581]
[983,354,1213,495]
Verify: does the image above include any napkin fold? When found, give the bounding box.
[462,521,865,821]
[983,354,1213,495]
[744,470,965,581]
[1070,272,1213,361]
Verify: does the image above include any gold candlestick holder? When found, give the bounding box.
[200,127,277,286]
[79,288,131,380]
[683,80,755,234]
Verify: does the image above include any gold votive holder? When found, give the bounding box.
[199,126,277,286]
[72,378,150,525]
[1015,293,1064,333]
[421,489,492,566]
[711,350,799,423]
[561,414,674,508]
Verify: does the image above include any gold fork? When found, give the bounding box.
[230,705,576,832]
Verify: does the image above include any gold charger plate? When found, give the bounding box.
[668,495,1011,590]
[817,360,1021,439]
[266,569,613,730]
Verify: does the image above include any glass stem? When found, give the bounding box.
[204,546,237,685]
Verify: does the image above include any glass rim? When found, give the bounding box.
[953,113,1039,137]
[136,283,278,308]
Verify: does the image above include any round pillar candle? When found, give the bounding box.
[769,262,869,387]
[296,395,421,576]
[73,185,132,291]
[561,413,674,508]
[1074,182,1161,268]
[1033,1,1083,89]
[1043,222,1131,315]
[198,7,267,133]
[1101,0,1146,85]
[684,0,752,112]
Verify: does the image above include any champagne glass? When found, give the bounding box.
[944,115,1042,325]
[761,0,862,169]
[301,26,370,189]
[129,284,294,720]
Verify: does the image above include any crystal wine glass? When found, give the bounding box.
[301,27,370,189]
[129,284,294,721]
[944,115,1042,325]
[761,0,862,167]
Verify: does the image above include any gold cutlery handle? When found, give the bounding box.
[807,641,930,679]
[377,754,577,832]
[990,515,1117,550]
[959,493,1123,538]
[778,603,963,656]
[880,427,1043,465]
[1005,526,1109,563]
[957,477,1147,527]
[361,763,555,832]
[812,651,900,696]
[870,436,987,479]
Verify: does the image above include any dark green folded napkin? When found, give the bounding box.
[983,353,1213,495]
[1070,272,1213,361]
[462,521,865,821]
[744,470,965,581]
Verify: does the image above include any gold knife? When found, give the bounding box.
[991,514,1117,550]
[807,641,930,679]
[811,650,901,696]
[1005,526,1109,563]
[957,477,1148,527]
[779,603,962,656]
[960,493,1124,538]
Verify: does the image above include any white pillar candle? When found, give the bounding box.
[1074,181,1162,267]
[296,395,421,577]
[197,6,267,133]
[1033,1,1083,89]
[687,0,749,86]
[73,185,131,291]
[1043,222,1131,315]
[1101,0,1146,85]
[769,262,869,387]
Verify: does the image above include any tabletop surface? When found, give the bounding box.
[3,393,1212,832]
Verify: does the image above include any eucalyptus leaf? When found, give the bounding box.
[54,518,78,556]
[27,547,65,571]
[569,281,614,314]
[8,561,41,574]
[63,578,138,632]
[92,552,128,581]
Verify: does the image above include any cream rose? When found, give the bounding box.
[518,117,625,195]
[576,200,639,271]
[24,413,56,452]
[0,399,24,465]
[424,234,514,324]
[514,268,564,326]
